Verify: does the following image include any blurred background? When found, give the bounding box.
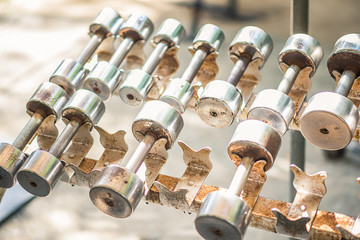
[0,0,359,239]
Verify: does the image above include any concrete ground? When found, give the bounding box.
[0,0,359,239]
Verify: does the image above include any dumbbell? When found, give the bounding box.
[0,83,69,188]
[50,8,123,96]
[82,13,154,101]
[300,34,360,150]
[89,24,224,218]
[248,34,323,136]
[195,26,273,128]
[195,120,281,239]
[16,89,105,197]
[160,24,225,113]
[118,18,185,105]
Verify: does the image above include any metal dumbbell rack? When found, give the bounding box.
[1,2,360,240]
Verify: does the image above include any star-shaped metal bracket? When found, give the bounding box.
[68,126,128,187]
[336,177,360,240]
[272,164,327,239]
[153,141,212,211]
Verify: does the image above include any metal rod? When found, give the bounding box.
[180,49,208,84]
[289,5,308,240]
[125,134,157,173]
[227,56,251,86]
[108,38,134,67]
[334,69,357,96]
[141,41,169,74]
[76,34,104,66]
[228,156,255,196]
[48,119,81,158]
[291,0,309,34]
[12,111,45,151]
[277,65,301,94]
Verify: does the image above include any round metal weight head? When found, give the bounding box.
[300,92,359,151]
[247,89,295,136]
[119,13,154,42]
[62,89,105,129]
[17,150,64,197]
[50,59,86,96]
[228,120,281,171]
[195,80,242,128]
[0,143,27,188]
[193,24,225,53]
[328,34,360,77]
[118,69,152,106]
[279,34,323,77]
[89,165,144,218]
[159,78,194,113]
[26,82,69,119]
[152,18,186,47]
[89,7,123,37]
[82,61,122,101]
[195,191,251,240]
[132,100,184,150]
[229,26,273,66]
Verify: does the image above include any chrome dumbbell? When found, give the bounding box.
[50,8,123,96]
[118,19,185,105]
[0,83,68,188]
[248,34,323,136]
[300,34,360,150]
[82,13,154,101]
[160,24,225,113]
[195,120,281,240]
[89,24,224,218]
[196,26,273,128]
[16,90,105,196]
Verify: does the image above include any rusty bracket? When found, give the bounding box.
[148,141,212,211]
[147,45,181,100]
[336,177,360,240]
[68,126,128,187]
[272,164,327,239]
[35,115,59,152]
[280,63,313,113]
[58,122,93,183]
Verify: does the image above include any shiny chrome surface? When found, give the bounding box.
[132,100,184,149]
[62,89,105,128]
[27,82,69,119]
[82,61,122,100]
[90,165,144,218]
[152,18,186,47]
[160,78,194,113]
[196,80,242,128]
[193,24,225,53]
[17,150,64,197]
[300,92,359,150]
[228,120,281,171]
[119,69,152,106]
[119,13,154,42]
[248,89,296,136]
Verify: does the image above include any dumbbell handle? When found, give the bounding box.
[277,65,300,95]
[125,134,157,173]
[48,119,81,158]
[228,156,255,196]
[227,56,251,86]
[108,38,135,67]
[76,34,104,66]
[12,110,45,150]
[335,69,357,96]
[142,41,169,74]
[181,48,208,84]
